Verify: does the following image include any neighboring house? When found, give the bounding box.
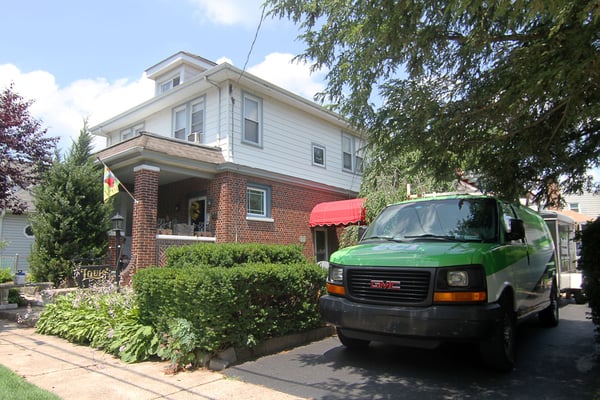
[91,52,365,276]
[562,192,600,221]
[0,188,35,273]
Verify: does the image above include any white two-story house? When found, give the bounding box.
[91,52,365,277]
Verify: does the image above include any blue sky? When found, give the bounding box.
[0,0,323,152]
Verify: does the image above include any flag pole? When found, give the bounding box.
[97,157,138,203]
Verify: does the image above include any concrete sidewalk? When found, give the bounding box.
[0,318,305,400]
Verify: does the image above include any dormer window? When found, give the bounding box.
[160,75,181,94]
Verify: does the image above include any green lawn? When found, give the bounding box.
[0,364,61,400]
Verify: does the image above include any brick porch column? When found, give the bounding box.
[129,165,160,276]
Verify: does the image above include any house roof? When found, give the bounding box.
[555,209,595,224]
[91,54,358,138]
[94,132,225,185]
[145,51,217,80]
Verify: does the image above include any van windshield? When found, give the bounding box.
[362,198,499,243]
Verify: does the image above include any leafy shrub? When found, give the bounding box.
[165,243,306,268]
[8,288,27,306]
[0,268,13,283]
[580,218,600,341]
[35,243,327,370]
[157,318,201,373]
[36,286,159,362]
[133,262,326,353]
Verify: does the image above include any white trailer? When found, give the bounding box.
[541,210,584,302]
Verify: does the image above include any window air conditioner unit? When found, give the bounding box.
[187,132,204,143]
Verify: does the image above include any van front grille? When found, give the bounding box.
[346,268,432,304]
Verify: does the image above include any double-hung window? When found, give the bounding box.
[120,123,144,141]
[172,97,205,143]
[247,184,272,219]
[242,93,262,146]
[342,133,364,173]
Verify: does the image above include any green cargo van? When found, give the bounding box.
[320,194,559,371]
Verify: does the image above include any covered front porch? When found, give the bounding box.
[96,132,226,277]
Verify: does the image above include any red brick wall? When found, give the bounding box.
[129,166,159,275]
[122,168,355,275]
[212,171,352,261]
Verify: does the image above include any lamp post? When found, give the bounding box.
[111,212,124,285]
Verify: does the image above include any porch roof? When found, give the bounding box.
[94,132,225,185]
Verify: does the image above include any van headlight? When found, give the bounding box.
[328,265,344,284]
[434,265,487,303]
[447,270,469,287]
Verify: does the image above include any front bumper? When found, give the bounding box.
[320,295,501,346]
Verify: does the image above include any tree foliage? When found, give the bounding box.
[0,84,58,213]
[266,0,600,203]
[29,122,112,285]
[360,150,454,221]
[579,218,600,339]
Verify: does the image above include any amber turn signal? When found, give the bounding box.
[434,291,487,302]
[326,282,346,296]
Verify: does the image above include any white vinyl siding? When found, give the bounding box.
[0,214,35,272]
[231,90,363,194]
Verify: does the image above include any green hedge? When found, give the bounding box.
[133,262,326,352]
[164,242,306,268]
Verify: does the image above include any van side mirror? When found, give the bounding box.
[507,219,525,241]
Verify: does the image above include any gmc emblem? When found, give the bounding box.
[370,280,401,290]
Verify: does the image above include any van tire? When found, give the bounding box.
[479,297,516,372]
[539,280,559,327]
[337,328,370,349]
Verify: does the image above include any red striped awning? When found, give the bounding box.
[310,198,366,227]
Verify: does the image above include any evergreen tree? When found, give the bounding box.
[29,121,112,285]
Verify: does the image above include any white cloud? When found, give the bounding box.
[216,56,234,65]
[0,64,154,153]
[187,0,265,27]
[248,53,326,101]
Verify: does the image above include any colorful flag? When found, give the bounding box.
[103,166,120,202]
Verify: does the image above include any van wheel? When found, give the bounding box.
[337,328,370,349]
[539,280,559,327]
[479,298,516,372]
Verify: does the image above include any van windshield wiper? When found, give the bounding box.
[403,234,456,241]
[362,235,406,242]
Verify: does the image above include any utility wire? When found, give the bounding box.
[238,4,267,82]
